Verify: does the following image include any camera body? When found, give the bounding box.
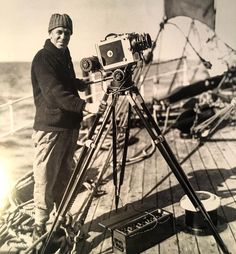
[95,33,151,71]
[80,33,152,73]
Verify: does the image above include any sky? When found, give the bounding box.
[0,0,236,68]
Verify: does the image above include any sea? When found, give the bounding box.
[0,62,34,188]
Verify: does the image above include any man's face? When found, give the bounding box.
[50,27,71,49]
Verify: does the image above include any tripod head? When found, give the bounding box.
[108,65,136,94]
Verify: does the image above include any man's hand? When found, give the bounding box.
[84,101,107,115]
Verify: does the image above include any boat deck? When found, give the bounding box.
[71,124,236,254]
[1,61,236,253]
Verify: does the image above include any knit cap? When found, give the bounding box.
[48,13,73,34]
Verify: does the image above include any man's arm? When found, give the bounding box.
[33,54,85,113]
[73,78,89,92]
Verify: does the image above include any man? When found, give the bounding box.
[31,13,103,240]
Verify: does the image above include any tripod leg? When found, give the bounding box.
[125,89,230,254]
[116,104,132,210]
[119,104,132,188]
[112,95,119,210]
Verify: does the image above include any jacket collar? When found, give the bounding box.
[44,39,71,61]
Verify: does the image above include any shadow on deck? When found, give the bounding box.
[70,126,236,254]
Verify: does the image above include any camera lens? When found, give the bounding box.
[80,58,91,71]
[144,33,152,49]
[80,56,100,72]
[129,33,152,52]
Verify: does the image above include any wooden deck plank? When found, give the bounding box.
[195,142,234,253]
[88,194,114,253]
[72,147,115,253]
[219,127,236,158]
[99,128,149,254]
[215,129,236,169]
[140,136,160,254]
[204,132,236,254]
[184,139,221,254]
[99,130,140,254]
[212,128,236,242]
[171,133,200,254]
[144,133,178,254]
[203,142,236,254]
[122,129,154,253]
[142,142,158,202]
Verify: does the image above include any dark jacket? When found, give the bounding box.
[31,39,86,131]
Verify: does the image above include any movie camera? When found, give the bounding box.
[80,33,152,74]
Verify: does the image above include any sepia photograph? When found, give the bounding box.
[0,0,236,253]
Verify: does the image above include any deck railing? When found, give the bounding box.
[0,95,34,139]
